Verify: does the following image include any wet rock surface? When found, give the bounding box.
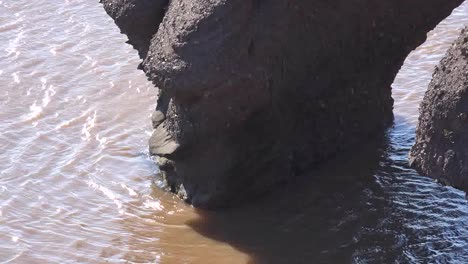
[410,27,468,192]
[101,0,463,208]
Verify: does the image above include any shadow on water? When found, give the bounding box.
[187,118,468,263]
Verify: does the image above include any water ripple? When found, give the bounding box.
[0,0,467,263]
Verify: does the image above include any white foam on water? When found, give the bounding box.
[11,72,20,84]
[87,178,124,214]
[49,46,57,56]
[142,196,164,211]
[95,134,108,148]
[81,110,97,141]
[5,25,24,58]
[120,183,138,197]
[26,101,43,121]
[42,85,55,108]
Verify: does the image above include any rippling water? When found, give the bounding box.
[0,1,467,263]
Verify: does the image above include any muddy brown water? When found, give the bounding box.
[1,1,468,263]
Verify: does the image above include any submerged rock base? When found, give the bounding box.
[410,27,468,192]
[102,0,463,208]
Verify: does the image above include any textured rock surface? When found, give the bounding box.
[101,0,463,208]
[410,27,468,192]
[100,0,168,58]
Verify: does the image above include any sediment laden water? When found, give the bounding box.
[0,1,467,263]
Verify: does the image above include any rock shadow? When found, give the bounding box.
[186,126,411,264]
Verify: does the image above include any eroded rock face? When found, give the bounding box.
[410,27,468,192]
[100,0,168,58]
[101,0,463,208]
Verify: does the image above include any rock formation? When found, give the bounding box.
[410,27,468,192]
[101,0,463,208]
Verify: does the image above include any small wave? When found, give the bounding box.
[1,251,24,264]
[5,28,24,59]
[119,183,138,197]
[95,134,108,148]
[11,72,20,84]
[20,84,56,123]
[0,19,22,33]
[55,109,91,130]
[26,101,43,122]
[81,110,97,141]
[49,47,57,56]
[143,199,164,211]
[41,85,55,107]
[87,178,124,215]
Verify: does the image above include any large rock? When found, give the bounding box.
[101,0,463,208]
[410,27,468,192]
